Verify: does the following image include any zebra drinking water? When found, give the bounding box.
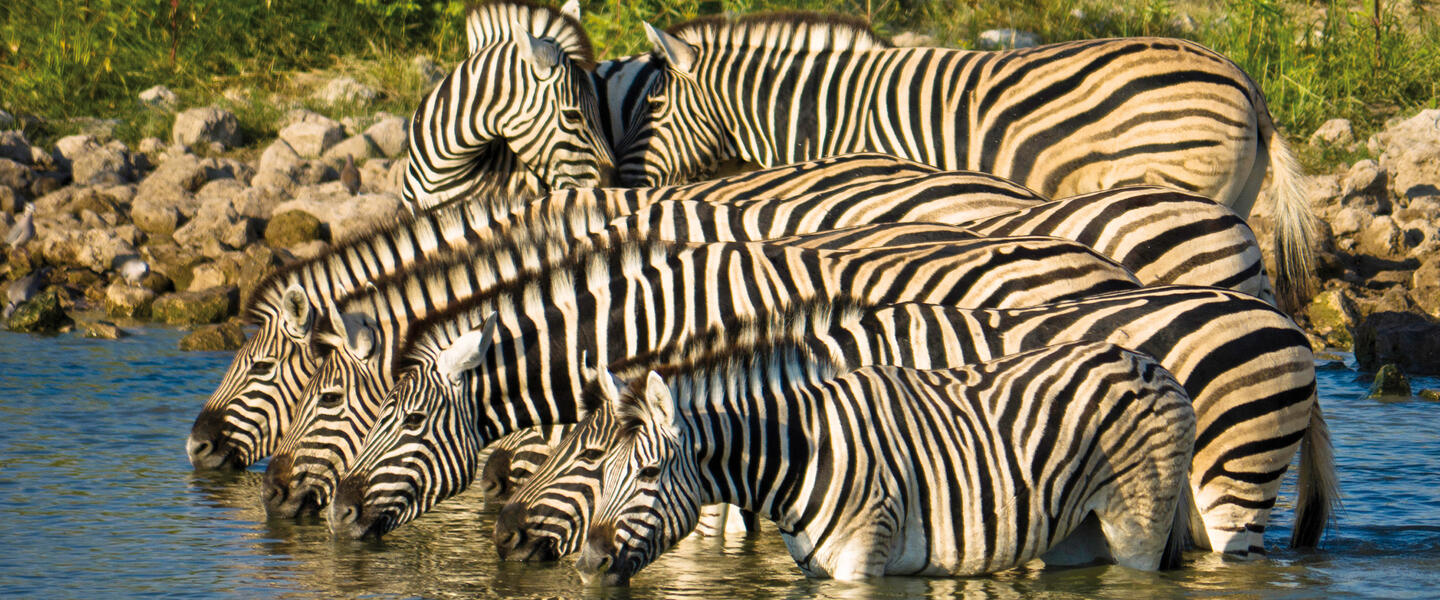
[572,340,1195,583]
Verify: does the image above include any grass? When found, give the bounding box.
[2,0,1438,171]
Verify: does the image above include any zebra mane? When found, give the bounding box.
[465,0,595,68]
[242,192,548,326]
[611,329,844,438]
[665,11,891,53]
[394,227,676,373]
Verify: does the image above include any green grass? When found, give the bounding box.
[2,0,1438,171]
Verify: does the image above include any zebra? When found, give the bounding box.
[400,0,615,210]
[270,222,1140,520]
[187,153,945,471]
[570,340,1195,583]
[479,425,575,501]
[620,14,1318,307]
[495,285,1330,562]
[322,228,1146,539]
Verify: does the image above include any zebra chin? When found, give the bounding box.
[575,530,636,587]
[327,476,398,540]
[493,503,561,562]
[261,460,327,519]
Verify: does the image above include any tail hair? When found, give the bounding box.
[1291,399,1340,548]
[1264,123,1320,312]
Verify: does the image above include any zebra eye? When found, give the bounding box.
[578,448,605,462]
[560,108,583,124]
[403,412,427,429]
[248,360,274,377]
[637,465,661,481]
[317,391,344,407]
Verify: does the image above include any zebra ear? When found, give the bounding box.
[639,370,680,437]
[436,312,499,385]
[280,285,313,338]
[560,0,581,21]
[341,312,377,360]
[643,22,695,75]
[516,31,562,78]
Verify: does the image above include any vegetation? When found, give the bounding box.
[2,0,1438,166]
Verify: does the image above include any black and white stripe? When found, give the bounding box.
[572,340,1195,583]
[498,285,1328,561]
[323,228,1144,539]
[621,15,1317,306]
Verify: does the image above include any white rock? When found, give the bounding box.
[279,120,346,158]
[137,137,167,155]
[322,134,378,162]
[891,31,935,48]
[139,85,180,111]
[412,55,447,87]
[315,76,379,106]
[364,115,409,158]
[978,29,1040,50]
[257,139,303,179]
[53,135,100,166]
[272,185,403,241]
[172,107,241,150]
[1310,118,1355,147]
[1332,206,1371,236]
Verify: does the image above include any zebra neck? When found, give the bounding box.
[673,358,834,534]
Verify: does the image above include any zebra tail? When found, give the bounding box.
[1161,471,1194,569]
[1262,114,1320,313]
[1291,398,1340,548]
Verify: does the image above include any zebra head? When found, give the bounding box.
[575,370,702,587]
[263,309,387,518]
[494,368,623,562]
[402,10,614,208]
[616,23,734,188]
[327,317,498,540]
[188,284,324,470]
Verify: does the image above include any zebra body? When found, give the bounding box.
[572,341,1195,583]
[188,154,940,471]
[498,285,1325,561]
[323,228,1143,539]
[624,16,1316,305]
[401,0,614,210]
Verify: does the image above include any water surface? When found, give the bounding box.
[1,328,1437,599]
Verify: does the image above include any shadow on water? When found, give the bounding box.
[2,328,1439,598]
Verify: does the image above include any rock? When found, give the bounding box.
[1339,159,1390,213]
[0,130,31,165]
[271,186,402,241]
[139,151,208,197]
[73,228,138,274]
[171,107,241,150]
[137,137,166,156]
[150,286,237,326]
[1310,118,1355,147]
[187,262,229,291]
[0,158,33,192]
[322,134,378,163]
[130,192,181,236]
[53,134,99,169]
[1367,364,1410,399]
[1421,389,1440,402]
[231,186,284,220]
[891,31,935,47]
[256,138,303,184]
[1352,311,1440,375]
[977,29,1040,50]
[315,76,379,106]
[70,141,134,185]
[178,320,247,351]
[6,288,72,333]
[266,209,325,249]
[1331,206,1372,237]
[0,109,12,129]
[279,120,346,158]
[1358,216,1407,257]
[1306,289,1358,349]
[79,318,127,339]
[1412,256,1440,317]
[141,244,205,291]
[199,156,254,184]
[30,173,64,197]
[139,85,180,111]
[364,115,409,157]
[1373,109,1440,199]
[412,55,447,87]
[172,191,257,259]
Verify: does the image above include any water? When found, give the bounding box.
[1,328,1438,599]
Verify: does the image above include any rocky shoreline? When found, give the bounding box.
[2,97,1439,379]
